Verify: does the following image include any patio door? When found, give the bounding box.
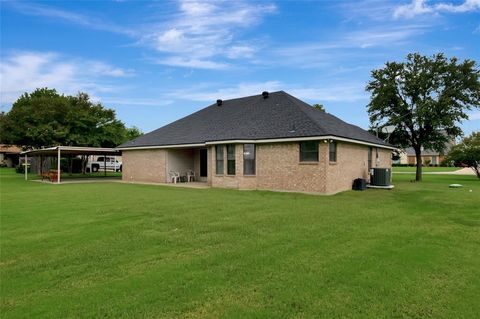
[200,149,208,177]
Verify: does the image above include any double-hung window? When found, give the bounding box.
[215,145,224,174]
[243,144,255,175]
[227,144,236,175]
[299,141,319,162]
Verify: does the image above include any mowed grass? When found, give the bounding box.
[28,171,122,180]
[1,168,479,318]
[392,166,460,173]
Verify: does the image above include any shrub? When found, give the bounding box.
[15,164,29,174]
[60,157,84,174]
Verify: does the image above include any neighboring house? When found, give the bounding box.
[0,145,21,167]
[400,140,455,165]
[117,91,394,194]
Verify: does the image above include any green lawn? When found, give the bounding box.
[392,166,460,173]
[27,171,122,180]
[1,168,479,318]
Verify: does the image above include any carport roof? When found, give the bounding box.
[21,146,121,156]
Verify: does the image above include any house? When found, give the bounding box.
[117,91,394,194]
[0,144,21,167]
[397,140,455,166]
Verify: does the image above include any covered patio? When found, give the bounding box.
[22,146,122,183]
[166,147,208,184]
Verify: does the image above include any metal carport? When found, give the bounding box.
[21,146,121,183]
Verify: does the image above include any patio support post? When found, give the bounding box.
[57,147,61,183]
[24,154,28,180]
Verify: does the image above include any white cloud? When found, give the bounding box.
[469,111,480,120]
[394,0,480,19]
[289,85,368,102]
[0,51,132,105]
[4,0,275,69]
[166,81,367,103]
[88,62,134,77]
[167,81,283,101]
[226,45,257,59]
[144,0,276,68]
[270,25,426,68]
[99,97,174,107]
[345,26,425,48]
[4,1,134,36]
[153,57,229,70]
[435,0,480,12]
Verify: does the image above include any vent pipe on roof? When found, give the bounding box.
[262,91,269,99]
[216,99,223,106]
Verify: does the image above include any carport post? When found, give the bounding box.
[57,147,61,183]
[24,154,28,180]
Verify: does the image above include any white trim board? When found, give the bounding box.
[118,136,396,151]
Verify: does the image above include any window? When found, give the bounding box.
[329,141,337,162]
[227,144,236,175]
[300,141,318,162]
[215,145,224,174]
[243,144,255,175]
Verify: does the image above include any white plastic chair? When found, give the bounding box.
[186,170,195,182]
[169,171,180,184]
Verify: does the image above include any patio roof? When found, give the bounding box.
[22,146,121,183]
[21,146,121,156]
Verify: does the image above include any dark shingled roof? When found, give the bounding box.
[118,91,391,149]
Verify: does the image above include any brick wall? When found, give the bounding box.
[123,141,392,194]
[211,142,392,194]
[325,144,392,194]
[122,149,167,183]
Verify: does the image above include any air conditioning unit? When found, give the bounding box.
[370,168,391,186]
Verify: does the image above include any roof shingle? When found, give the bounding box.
[118,91,391,148]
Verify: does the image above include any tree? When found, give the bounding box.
[0,88,139,149]
[366,53,480,181]
[124,126,143,141]
[446,132,480,178]
[312,103,325,112]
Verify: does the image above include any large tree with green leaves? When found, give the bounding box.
[446,132,480,178]
[0,88,142,149]
[367,53,480,181]
[312,103,325,112]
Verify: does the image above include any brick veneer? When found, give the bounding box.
[122,149,167,183]
[211,141,392,194]
[123,141,392,194]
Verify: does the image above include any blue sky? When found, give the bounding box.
[1,0,479,135]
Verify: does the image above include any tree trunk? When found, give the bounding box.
[81,155,86,174]
[415,147,422,181]
[473,166,480,179]
[68,156,73,176]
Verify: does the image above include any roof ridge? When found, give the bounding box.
[218,90,284,103]
[280,91,328,135]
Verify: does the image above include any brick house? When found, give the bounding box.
[0,144,21,167]
[404,143,455,166]
[394,138,456,166]
[118,91,394,194]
